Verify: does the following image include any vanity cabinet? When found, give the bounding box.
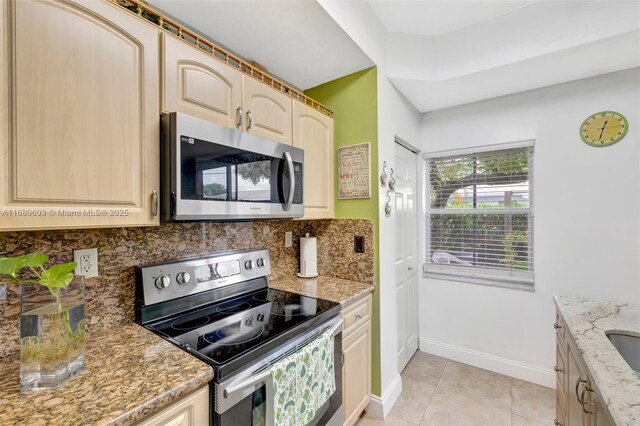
[293,102,334,219]
[0,0,160,231]
[342,294,372,426]
[555,314,613,426]
[135,386,209,426]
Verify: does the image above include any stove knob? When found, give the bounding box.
[256,258,265,268]
[245,260,255,270]
[245,316,254,327]
[176,272,191,285]
[154,275,171,289]
[257,313,265,322]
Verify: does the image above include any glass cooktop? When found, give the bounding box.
[148,288,339,370]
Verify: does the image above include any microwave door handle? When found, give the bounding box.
[283,151,295,212]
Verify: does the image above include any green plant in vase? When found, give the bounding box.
[0,253,86,391]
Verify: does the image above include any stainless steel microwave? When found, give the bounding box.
[161,112,304,221]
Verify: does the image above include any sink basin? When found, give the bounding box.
[607,333,640,377]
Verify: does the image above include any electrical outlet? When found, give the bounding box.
[354,235,365,253]
[74,248,98,278]
[285,231,293,248]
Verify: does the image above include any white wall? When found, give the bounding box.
[319,0,422,415]
[419,68,640,387]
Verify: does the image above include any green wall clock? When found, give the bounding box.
[580,111,628,147]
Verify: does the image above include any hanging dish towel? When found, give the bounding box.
[296,340,318,425]
[271,355,298,426]
[315,329,336,409]
[272,329,336,426]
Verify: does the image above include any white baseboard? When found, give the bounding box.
[365,373,403,419]
[419,338,555,389]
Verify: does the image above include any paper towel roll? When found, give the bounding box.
[298,233,318,278]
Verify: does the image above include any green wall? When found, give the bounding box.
[305,67,381,396]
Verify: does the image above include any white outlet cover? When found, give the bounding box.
[285,231,293,248]
[74,248,98,278]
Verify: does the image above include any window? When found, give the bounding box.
[423,142,534,289]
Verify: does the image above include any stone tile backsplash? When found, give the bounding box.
[0,219,373,357]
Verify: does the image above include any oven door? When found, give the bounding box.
[162,112,303,221]
[213,318,343,426]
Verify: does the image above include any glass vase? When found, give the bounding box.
[19,276,86,392]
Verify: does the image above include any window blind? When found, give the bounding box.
[424,144,534,288]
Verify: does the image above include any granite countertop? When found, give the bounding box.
[0,323,213,426]
[269,275,374,306]
[554,295,640,425]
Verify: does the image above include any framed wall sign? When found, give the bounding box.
[338,142,371,199]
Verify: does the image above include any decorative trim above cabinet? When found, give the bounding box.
[110,0,333,117]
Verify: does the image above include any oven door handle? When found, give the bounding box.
[329,317,343,337]
[283,151,295,212]
[223,369,272,398]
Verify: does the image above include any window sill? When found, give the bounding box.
[423,271,535,292]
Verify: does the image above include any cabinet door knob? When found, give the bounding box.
[554,419,562,425]
[554,322,562,330]
[355,314,362,321]
[553,365,563,373]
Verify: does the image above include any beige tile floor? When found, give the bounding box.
[356,352,556,426]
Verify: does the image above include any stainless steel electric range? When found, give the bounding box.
[135,249,343,426]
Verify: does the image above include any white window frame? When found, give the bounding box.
[422,140,535,291]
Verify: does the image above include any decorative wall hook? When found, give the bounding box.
[380,161,388,187]
[388,168,396,192]
[384,191,392,217]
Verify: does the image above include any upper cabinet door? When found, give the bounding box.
[292,102,334,219]
[0,0,160,230]
[162,33,242,129]
[242,75,292,145]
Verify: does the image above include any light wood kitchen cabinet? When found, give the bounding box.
[555,313,612,426]
[135,386,209,426]
[342,295,372,426]
[0,0,160,231]
[162,33,242,129]
[242,75,293,145]
[293,102,334,219]
[161,39,294,146]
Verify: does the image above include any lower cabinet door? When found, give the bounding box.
[136,386,209,426]
[342,320,371,426]
[567,349,589,426]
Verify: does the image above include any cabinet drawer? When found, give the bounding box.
[341,295,372,338]
[136,386,209,426]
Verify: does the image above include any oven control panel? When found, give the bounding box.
[138,249,271,306]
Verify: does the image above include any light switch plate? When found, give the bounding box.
[285,231,293,248]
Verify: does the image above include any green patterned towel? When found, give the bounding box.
[296,341,317,425]
[315,330,336,409]
[271,356,298,426]
[272,329,336,426]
